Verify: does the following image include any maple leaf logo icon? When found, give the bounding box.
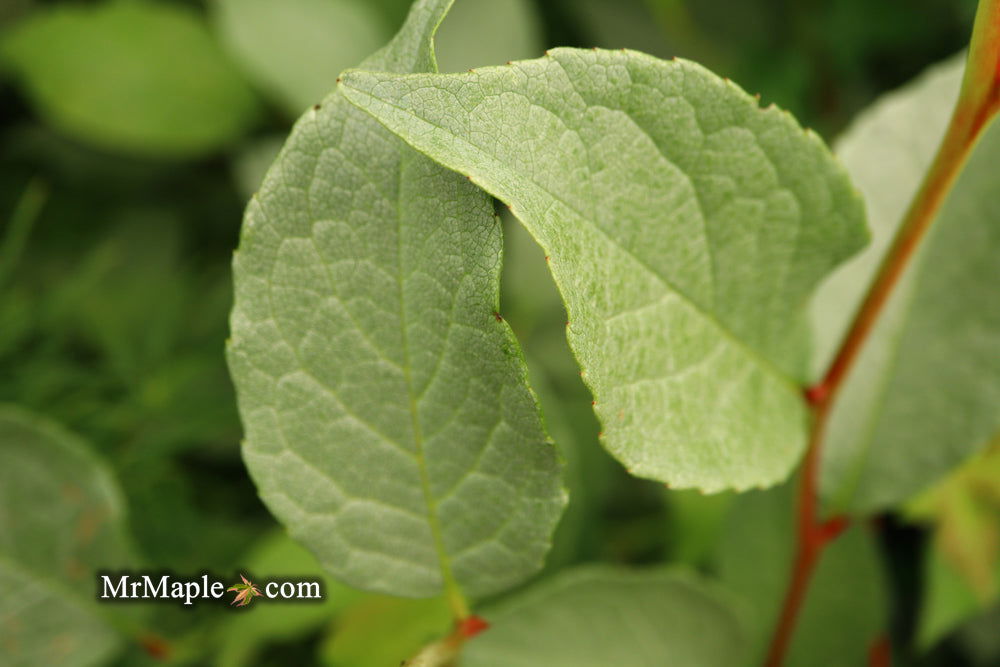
[227,574,262,607]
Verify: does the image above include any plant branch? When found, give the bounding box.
[765,2,1000,664]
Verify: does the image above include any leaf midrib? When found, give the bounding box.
[393,149,466,614]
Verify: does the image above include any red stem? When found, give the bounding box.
[764,2,1000,664]
[764,405,847,667]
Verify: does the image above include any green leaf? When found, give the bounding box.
[816,55,1000,513]
[713,483,887,667]
[462,566,747,666]
[227,0,565,601]
[212,0,389,116]
[339,49,869,491]
[0,405,134,666]
[907,441,1000,648]
[0,2,259,157]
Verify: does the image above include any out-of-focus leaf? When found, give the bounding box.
[463,566,746,666]
[321,595,451,667]
[212,0,387,116]
[216,531,365,667]
[714,482,887,666]
[0,406,134,666]
[434,0,541,72]
[907,441,1000,648]
[816,55,1000,514]
[0,2,259,157]
[340,48,868,492]
[227,0,565,600]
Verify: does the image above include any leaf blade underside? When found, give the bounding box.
[226,0,565,600]
[340,49,869,491]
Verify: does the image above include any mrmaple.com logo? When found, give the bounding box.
[97,572,323,607]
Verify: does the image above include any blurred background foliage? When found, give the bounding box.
[0,0,993,665]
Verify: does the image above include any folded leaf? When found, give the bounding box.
[462,566,746,666]
[227,0,565,600]
[0,406,134,666]
[816,55,1000,513]
[339,49,868,490]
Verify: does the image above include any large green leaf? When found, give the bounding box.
[0,2,259,157]
[462,566,746,666]
[0,406,134,666]
[339,49,868,491]
[815,55,1000,513]
[227,0,565,600]
[713,483,887,667]
[212,0,389,116]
